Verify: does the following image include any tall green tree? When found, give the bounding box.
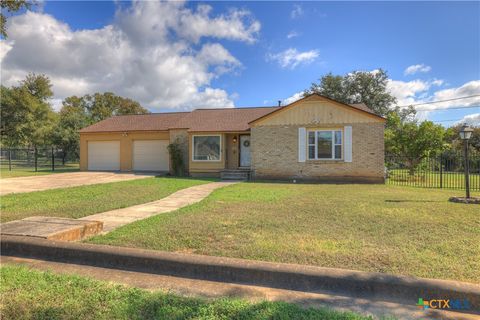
[0,0,32,38]
[1,73,56,148]
[304,69,397,117]
[52,96,89,161]
[21,72,53,101]
[0,85,35,147]
[385,113,446,174]
[444,124,480,155]
[22,74,57,148]
[82,92,149,123]
[52,92,148,159]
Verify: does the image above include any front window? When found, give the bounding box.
[307,130,342,160]
[193,135,221,161]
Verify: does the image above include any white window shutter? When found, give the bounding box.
[298,127,306,162]
[344,126,352,162]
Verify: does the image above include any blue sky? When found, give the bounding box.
[2,1,479,126]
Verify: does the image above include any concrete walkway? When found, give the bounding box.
[79,181,237,233]
[0,172,155,195]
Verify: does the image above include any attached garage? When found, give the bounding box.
[88,141,120,171]
[132,140,169,171]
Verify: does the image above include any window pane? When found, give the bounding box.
[335,131,342,145]
[308,131,315,144]
[308,145,315,159]
[335,145,342,159]
[193,136,220,160]
[317,131,332,159]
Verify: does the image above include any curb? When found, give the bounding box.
[2,235,479,309]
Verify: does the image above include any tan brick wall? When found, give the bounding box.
[169,129,189,174]
[251,123,384,182]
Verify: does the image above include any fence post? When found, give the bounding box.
[8,149,12,171]
[34,147,38,172]
[51,147,55,171]
[439,154,443,189]
[478,160,480,191]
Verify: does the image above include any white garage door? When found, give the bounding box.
[133,140,169,171]
[88,141,120,171]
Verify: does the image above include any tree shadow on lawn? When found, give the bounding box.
[384,199,445,203]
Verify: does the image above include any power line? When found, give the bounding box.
[398,94,480,108]
[431,119,462,123]
[416,105,480,112]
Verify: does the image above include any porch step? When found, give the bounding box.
[220,169,251,181]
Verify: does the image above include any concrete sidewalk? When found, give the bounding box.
[79,181,237,233]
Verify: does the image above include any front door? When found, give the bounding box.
[239,135,251,167]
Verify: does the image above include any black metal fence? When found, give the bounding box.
[386,153,480,191]
[0,147,78,172]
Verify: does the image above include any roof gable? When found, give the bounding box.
[250,94,385,126]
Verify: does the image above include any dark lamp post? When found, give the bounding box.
[459,124,473,198]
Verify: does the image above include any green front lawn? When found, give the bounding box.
[1,177,209,223]
[1,265,374,320]
[90,183,480,283]
[0,163,79,178]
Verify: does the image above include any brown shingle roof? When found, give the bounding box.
[348,103,377,115]
[79,94,382,134]
[171,107,279,132]
[79,107,279,133]
[79,112,188,133]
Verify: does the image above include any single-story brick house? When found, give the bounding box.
[79,94,386,182]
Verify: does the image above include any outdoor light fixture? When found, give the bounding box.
[459,124,474,140]
[233,136,237,143]
[459,123,473,198]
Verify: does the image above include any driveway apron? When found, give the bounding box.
[0,172,155,195]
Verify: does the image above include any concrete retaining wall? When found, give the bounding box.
[2,235,478,308]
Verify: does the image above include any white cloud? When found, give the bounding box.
[282,91,304,105]
[387,79,432,106]
[50,98,63,112]
[268,48,319,69]
[404,64,432,76]
[387,78,480,122]
[0,2,260,111]
[290,4,303,19]
[286,30,300,39]
[386,77,450,107]
[455,113,480,126]
[430,80,480,109]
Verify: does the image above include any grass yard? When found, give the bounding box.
[1,177,209,223]
[0,163,79,178]
[90,182,480,283]
[0,265,374,320]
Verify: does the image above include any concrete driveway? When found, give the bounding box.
[0,172,155,195]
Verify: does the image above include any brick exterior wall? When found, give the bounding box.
[251,123,385,183]
[169,129,189,175]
